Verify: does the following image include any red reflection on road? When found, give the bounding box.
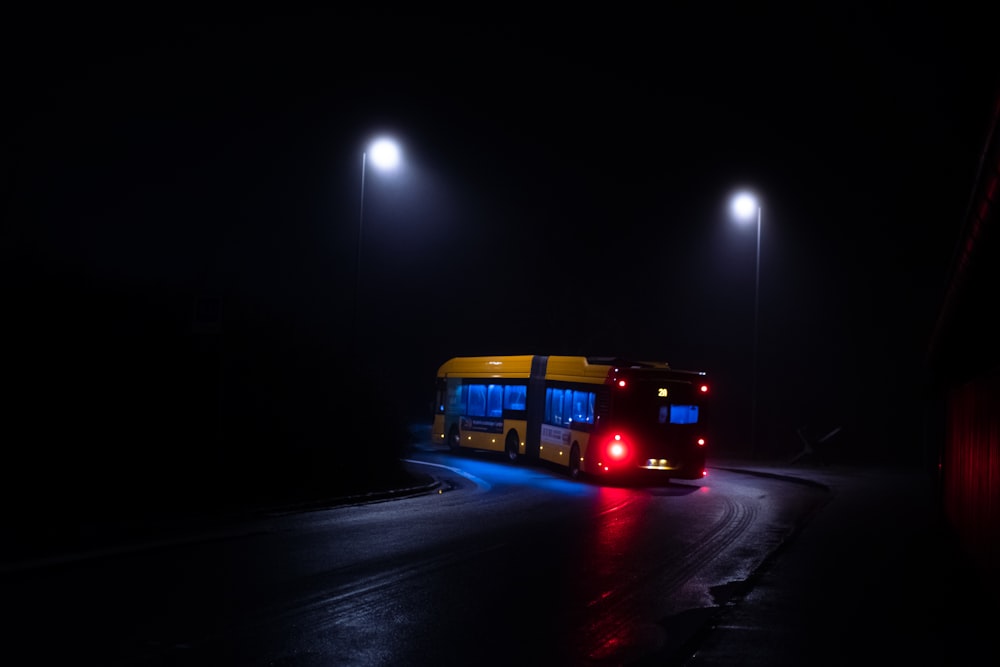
[580,485,655,663]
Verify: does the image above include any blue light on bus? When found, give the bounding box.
[670,405,699,424]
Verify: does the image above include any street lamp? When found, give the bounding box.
[731,191,761,458]
[355,137,401,354]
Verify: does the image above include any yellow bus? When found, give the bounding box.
[431,355,709,481]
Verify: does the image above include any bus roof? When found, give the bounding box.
[435,355,702,382]
[436,355,536,379]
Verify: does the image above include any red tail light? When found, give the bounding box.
[699,384,709,393]
[697,437,706,447]
[607,434,629,460]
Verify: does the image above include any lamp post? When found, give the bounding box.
[354,137,401,355]
[731,191,761,458]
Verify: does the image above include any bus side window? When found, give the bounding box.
[546,387,567,425]
[572,390,594,424]
[487,384,503,417]
[468,384,487,417]
[504,384,527,411]
[562,390,573,425]
[446,381,465,415]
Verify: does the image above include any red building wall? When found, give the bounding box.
[930,91,1000,589]
[943,372,1000,581]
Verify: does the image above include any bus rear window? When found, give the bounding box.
[670,404,699,424]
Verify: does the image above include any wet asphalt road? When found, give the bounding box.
[3,451,993,666]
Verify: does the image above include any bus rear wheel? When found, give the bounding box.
[505,431,520,463]
[448,425,461,454]
[569,444,582,480]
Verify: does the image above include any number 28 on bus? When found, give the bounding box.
[431,355,709,482]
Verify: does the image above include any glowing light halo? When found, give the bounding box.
[368,137,401,171]
[731,191,758,221]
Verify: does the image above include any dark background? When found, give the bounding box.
[3,7,997,520]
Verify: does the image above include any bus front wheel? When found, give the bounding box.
[505,431,520,463]
[569,444,582,480]
[448,425,461,454]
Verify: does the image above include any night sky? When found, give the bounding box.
[4,5,998,483]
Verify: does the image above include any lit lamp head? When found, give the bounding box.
[368,137,401,171]
[731,192,758,222]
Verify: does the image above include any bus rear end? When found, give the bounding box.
[587,368,709,481]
